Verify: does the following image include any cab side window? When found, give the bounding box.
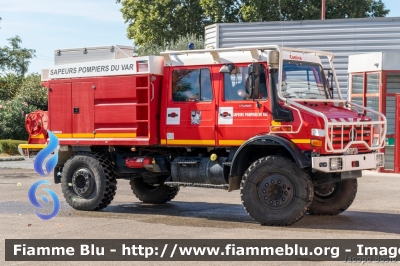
[172,68,212,102]
[224,65,268,100]
[224,66,248,100]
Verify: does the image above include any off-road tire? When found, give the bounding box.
[240,156,313,226]
[130,178,179,204]
[308,179,357,215]
[61,153,117,210]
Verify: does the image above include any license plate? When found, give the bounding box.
[344,148,358,155]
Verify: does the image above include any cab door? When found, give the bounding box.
[216,63,271,146]
[164,66,216,146]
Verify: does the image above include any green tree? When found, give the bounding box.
[136,33,204,56]
[117,0,389,47]
[15,73,47,110]
[239,0,281,22]
[200,0,240,23]
[324,0,389,19]
[0,73,23,101]
[0,18,46,143]
[117,0,209,47]
[0,36,35,76]
[239,0,389,22]
[0,97,37,140]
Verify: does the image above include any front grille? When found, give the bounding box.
[328,125,371,152]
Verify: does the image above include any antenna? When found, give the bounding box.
[278,0,283,47]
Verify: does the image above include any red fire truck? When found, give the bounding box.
[20,45,386,225]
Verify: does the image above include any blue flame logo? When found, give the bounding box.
[29,130,60,220]
[34,130,59,176]
[28,180,60,220]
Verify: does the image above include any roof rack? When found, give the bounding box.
[160,45,336,65]
[160,45,280,65]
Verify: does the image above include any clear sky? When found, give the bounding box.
[1,0,400,75]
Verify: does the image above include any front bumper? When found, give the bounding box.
[312,152,384,173]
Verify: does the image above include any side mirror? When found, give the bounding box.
[219,63,235,73]
[327,70,334,99]
[247,63,260,99]
[329,87,334,99]
[248,63,261,76]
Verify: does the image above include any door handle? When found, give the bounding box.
[151,82,154,102]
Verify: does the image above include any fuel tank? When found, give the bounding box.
[171,156,228,185]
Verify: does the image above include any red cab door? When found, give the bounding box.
[164,66,216,146]
[216,64,271,146]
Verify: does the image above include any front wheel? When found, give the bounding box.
[240,156,314,226]
[308,179,357,215]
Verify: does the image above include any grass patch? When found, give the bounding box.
[0,139,27,155]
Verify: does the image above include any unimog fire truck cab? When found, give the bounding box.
[20,45,386,225]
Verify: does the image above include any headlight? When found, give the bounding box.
[330,157,343,171]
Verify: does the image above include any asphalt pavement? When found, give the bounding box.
[1,160,400,266]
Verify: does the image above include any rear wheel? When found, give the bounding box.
[61,153,117,210]
[308,179,357,215]
[130,178,179,204]
[240,156,313,226]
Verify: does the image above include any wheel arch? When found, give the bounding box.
[228,135,311,191]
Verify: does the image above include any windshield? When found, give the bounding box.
[279,60,330,100]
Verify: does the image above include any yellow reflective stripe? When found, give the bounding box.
[95,133,137,138]
[161,139,309,145]
[55,133,73,138]
[219,140,245,146]
[18,144,46,149]
[271,120,281,126]
[30,134,45,139]
[55,133,137,138]
[292,139,310,144]
[72,133,94,138]
[167,140,215,145]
